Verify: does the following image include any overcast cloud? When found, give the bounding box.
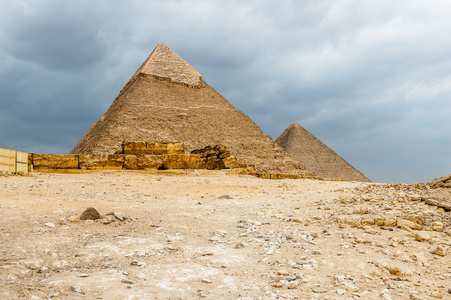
[1,0,450,183]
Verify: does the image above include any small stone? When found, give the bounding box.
[213,230,228,236]
[201,278,212,283]
[45,222,55,228]
[217,195,233,199]
[266,245,276,255]
[234,242,246,249]
[79,207,102,220]
[77,274,89,277]
[337,288,346,295]
[121,279,134,284]
[364,227,378,234]
[311,250,322,255]
[273,282,283,288]
[68,215,79,222]
[209,236,220,242]
[101,215,115,224]
[433,246,447,256]
[286,282,297,289]
[431,291,443,298]
[432,221,444,232]
[415,231,430,242]
[114,213,125,221]
[277,270,289,276]
[73,286,84,294]
[131,261,146,267]
[5,281,14,285]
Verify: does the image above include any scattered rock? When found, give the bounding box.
[234,242,246,249]
[432,221,444,232]
[217,195,233,199]
[337,288,346,295]
[431,291,443,298]
[121,279,134,285]
[286,282,297,289]
[415,231,430,242]
[72,286,84,294]
[45,222,55,228]
[201,278,212,283]
[67,215,79,222]
[277,270,289,276]
[433,246,447,256]
[79,207,102,220]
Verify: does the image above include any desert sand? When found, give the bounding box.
[1,171,450,300]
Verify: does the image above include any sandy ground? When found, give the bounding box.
[0,171,450,300]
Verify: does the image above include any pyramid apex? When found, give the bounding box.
[288,123,302,129]
[134,43,202,86]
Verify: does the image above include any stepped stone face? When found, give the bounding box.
[71,43,306,175]
[276,124,370,182]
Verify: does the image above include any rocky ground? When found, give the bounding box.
[0,171,450,300]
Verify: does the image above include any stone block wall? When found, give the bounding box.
[29,142,314,179]
[30,142,247,172]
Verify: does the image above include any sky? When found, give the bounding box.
[1,0,450,184]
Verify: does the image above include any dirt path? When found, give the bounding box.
[1,172,450,299]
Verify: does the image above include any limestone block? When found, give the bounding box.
[374,216,385,226]
[206,157,224,170]
[123,142,147,154]
[384,217,397,227]
[237,159,247,168]
[222,156,238,169]
[146,142,185,155]
[257,173,271,179]
[33,154,79,169]
[345,216,361,228]
[397,219,422,230]
[162,154,204,169]
[361,216,375,226]
[79,155,125,170]
[402,214,423,225]
[191,145,230,159]
[124,155,163,169]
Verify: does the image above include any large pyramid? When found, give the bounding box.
[71,43,306,175]
[276,124,370,182]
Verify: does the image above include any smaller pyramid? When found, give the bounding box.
[276,124,370,182]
